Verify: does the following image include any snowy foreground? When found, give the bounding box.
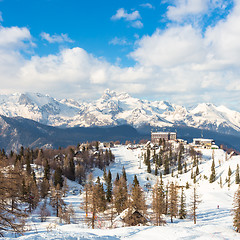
[5,145,240,239]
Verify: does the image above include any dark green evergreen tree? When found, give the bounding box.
[54,167,64,188]
[154,165,158,176]
[147,160,151,173]
[44,159,50,180]
[26,154,31,175]
[106,170,112,202]
[164,155,170,175]
[115,173,120,183]
[122,166,127,182]
[68,157,75,181]
[195,164,199,176]
[179,188,187,219]
[209,159,216,183]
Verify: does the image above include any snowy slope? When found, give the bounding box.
[4,145,240,240]
[1,90,240,135]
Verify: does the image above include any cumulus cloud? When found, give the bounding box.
[127,0,240,109]
[111,8,141,21]
[40,32,74,43]
[131,20,144,29]
[1,2,240,110]
[167,0,209,22]
[130,25,206,68]
[109,37,129,46]
[140,3,154,9]
[111,8,143,28]
[166,0,230,25]
[0,26,32,48]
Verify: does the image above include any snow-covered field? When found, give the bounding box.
[4,145,240,239]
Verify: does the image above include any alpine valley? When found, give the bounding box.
[0,89,240,152]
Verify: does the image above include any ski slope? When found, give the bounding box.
[4,145,240,239]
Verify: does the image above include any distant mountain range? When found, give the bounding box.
[0,89,240,152]
[1,89,240,135]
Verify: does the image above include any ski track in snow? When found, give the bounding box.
[4,145,240,240]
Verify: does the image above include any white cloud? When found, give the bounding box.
[140,3,154,9]
[109,37,129,46]
[167,0,209,22]
[130,25,205,68]
[167,0,230,23]
[40,32,74,44]
[0,26,32,48]
[111,8,141,21]
[2,2,240,110]
[131,20,144,29]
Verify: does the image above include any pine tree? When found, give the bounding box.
[115,173,120,183]
[154,164,158,176]
[103,167,107,182]
[109,149,114,162]
[228,166,232,188]
[40,178,50,198]
[168,182,178,223]
[178,151,182,174]
[68,157,75,181]
[113,176,128,214]
[26,154,31,175]
[25,174,39,212]
[191,168,194,179]
[152,179,166,225]
[0,166,27,236]
[164,155,170,175]
[212,149,215,161]
[54,167,64,188]
[106,170,112,202]
[43,159,50,180]
[95,177,106,212]
[236,164,240,184]
[50,183,65,218]
[190,186,201,224]
[145,147,151,173]
[233,185,240,232]
[196,164,199,176]
[128,175,147,225]
[147,160,151,173]
[179,188,187,219]
[145,147,150,165]
[209,159,216,183]
[184,162,187,173]
[219,176,223,188]
[165,183,169,214]
[158,151,163,167]
[193,174,196,184]
[82,173,98,229]
[122,166,127,182]
[131,176,144,210]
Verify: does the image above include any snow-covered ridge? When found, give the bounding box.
[0,89,240,134]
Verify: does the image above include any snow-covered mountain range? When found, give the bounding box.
[1,89,240,136]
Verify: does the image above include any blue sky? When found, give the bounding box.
[0,0,240,110]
